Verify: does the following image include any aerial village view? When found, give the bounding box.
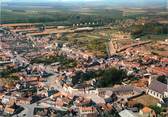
[0,0,168,117]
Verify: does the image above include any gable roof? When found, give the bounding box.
[148,80,167,94]
[119,109,138,117]
[141,107,152,113]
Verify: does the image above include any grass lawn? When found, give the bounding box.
[61,30,118,57]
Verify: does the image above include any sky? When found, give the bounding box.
[1,0,167,8]
[1,0,166,3]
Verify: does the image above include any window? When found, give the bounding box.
[153,92,155,95]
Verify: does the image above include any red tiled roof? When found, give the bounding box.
[142,107,152,113]
[150,67,168,76]
[161,58,168,63]
[79,107,96,111]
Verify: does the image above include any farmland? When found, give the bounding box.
[1,4,123,25]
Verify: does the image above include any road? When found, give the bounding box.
[15,53,29,65]
[45,66,63,91]
[9,46,117,117]
[13,103,36,117]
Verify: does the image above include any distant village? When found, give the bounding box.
[0,20,168,117]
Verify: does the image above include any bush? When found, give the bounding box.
[149,105,163,115]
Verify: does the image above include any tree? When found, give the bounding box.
[157,76,167,84]
[98,68,126,87]
[72,68,126,88]
[149,105,163,115]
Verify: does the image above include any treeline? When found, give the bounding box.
[72,68,126,88]
[2,15,110,26]
[127,23,168,38]
[30,55,77,69]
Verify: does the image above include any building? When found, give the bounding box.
[16,98,31,105]
[96,85,143,98]
[0,104,4,111]
[149,67,168,76]
[119,109,138,117]
[139,107,156,117]
[147,79,168,101]
[78,106,98,117]
[4,107,15,115]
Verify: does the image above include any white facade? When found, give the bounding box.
[147,89,164,101]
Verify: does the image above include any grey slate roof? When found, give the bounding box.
[98,85,143,94]
[119,109,138,117]
[148,80,167,94]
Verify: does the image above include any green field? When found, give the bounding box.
[61,29,118,57]
[140,34,168,40]
[30,55,77,69]
[1,6,123,25]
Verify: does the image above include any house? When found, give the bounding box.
[78,106,98,117]
[16,98,31,105]
[0,93,4,100]
[4,107,15,115]
[0,104,4,111]
[51,92,73,100]
[55,97,71,107]
[160,58,168,66]
[147,79,167,101]
[139,107,156,117]
[149,67,168,76]
[74,97,92,107]
[1,96,10,105]
[119,109,138,117]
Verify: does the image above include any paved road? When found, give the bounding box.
[15,54,29,65]
[10,49,117,117]
[12,103,36,117]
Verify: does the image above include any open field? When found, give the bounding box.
[1,6,123,25]
[60,29,120,57]
[129,94,159,107]
[141,34,168,41]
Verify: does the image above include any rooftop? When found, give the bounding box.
[119,109,138,117]
[141,107,152,113]
[149,80,167,94]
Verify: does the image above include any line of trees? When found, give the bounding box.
[30,55,77,69]
[126,23,168,39]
